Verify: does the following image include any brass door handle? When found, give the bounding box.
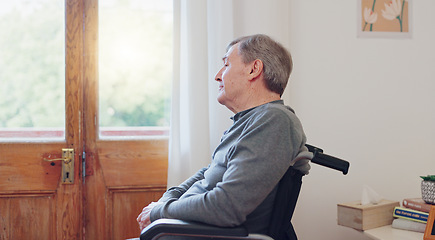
[44,157,71,164]
[44,148,74,184]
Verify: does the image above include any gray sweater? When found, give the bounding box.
[150,100,310,234]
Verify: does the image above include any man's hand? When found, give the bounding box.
[137,202,162,232]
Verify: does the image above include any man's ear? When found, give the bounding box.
[248,59,263,81]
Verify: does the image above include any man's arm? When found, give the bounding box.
[137,166,209,230]
[157,166,208,202]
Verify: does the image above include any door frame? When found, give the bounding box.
[55,0,85,238]
[82,1,169,239]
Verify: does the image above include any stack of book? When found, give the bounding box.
[391,198,433,233]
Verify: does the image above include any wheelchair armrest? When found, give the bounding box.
[140,219,249,240]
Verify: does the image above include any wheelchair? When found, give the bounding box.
[139,145,349,240]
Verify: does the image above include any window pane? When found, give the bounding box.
[0,0,65,141]
[99,0,172,138]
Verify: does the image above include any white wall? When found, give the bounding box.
[223,0,435,239]
[288,1,435,239]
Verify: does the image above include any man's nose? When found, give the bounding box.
[215,68,223,82]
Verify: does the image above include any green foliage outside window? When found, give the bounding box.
[0,0,65,128]
[0,0,172,129]
[99,0,172,128]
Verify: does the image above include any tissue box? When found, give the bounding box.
[337,199,400,230]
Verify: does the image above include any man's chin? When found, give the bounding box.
[217,95,225,105]
[217,98,225,106]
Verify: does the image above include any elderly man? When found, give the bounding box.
[137,34,310,236]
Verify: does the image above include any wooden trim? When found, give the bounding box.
[425,206,435,240]
[0,128,64,138]
[107,185,167,192]
[99,127,169,137]
[83,0,106,239]
[0,127,168,139]
[57,0,85,239]
[0,191,56,198]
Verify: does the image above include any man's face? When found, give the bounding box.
[214,43,250,112]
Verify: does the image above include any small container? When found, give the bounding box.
[421,180,435,204]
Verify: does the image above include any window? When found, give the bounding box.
[99,0,172,138]
[0,0,65,141]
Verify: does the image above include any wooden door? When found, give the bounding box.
[82,1,169,239]
[0,1,168,239]
[0,0,84,239]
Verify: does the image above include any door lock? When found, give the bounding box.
[44,148,74,184]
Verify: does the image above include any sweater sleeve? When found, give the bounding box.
[151,108,305,226]
[157,167,208,202]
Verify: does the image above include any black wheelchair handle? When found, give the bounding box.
[306,144,350,175]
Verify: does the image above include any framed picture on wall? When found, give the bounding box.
[358,0,412,38]
[425,207,435,240]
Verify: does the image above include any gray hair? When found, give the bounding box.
[228,34,293,96]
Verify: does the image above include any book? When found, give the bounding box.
[392,218,427,233]
[393,206,429,223]
[403,198,434,213]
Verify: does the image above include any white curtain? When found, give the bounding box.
[167,0,235,187]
